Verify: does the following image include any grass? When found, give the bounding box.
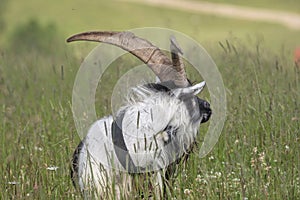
[0,0,299,199]
[182,38,300,199]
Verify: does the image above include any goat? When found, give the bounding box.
[67,31,212,199]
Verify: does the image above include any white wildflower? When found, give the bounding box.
[34,146,43,151]
[195,174,202,182]
[46,166,59,171]
[232,178,240,182]
[285,145,290,150]
[8,181,19,185]
[253,147,258,154]
[208,156,214,161]
[258,152,265,162]
[265,165,272,171]
[184,188,192,195]
[215,172,222,178]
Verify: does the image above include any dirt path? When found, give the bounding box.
[121,0,300,30]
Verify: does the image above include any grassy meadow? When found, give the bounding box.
[0,0,299,199]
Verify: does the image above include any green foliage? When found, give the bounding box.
[0,0,8,32]
[7,19,64,56]
[2,0,300,51]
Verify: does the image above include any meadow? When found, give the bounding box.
[0,0,299,199]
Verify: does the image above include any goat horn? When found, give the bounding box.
[67,31,189,87]
[170,35,188,87]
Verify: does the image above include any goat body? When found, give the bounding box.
[68,31,212,199]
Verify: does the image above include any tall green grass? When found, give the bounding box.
[0,1,299,199]
[0,34,299,199]
[175,38,300,199]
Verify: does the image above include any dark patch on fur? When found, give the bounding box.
[163,125,178,145]
[112,110,142,173]
[71,140,84,189]
[197,98,212,123]
[144,82,171,93]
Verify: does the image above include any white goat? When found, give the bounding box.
[67,31,212,199]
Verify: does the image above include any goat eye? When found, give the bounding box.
[203,101,210,109]
[162,126,178,145]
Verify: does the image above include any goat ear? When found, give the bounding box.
[173,81,206,98]
[189,81,206,95]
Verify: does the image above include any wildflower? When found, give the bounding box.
[285,145,290,150]
[184,188,192,195]
[232,178,240,182]
[195,174,202,182]
[202,179,208,185]
[258,152,265,162]
[265,165,272,171]
[215,172,222,178]
[8,181,19,185]
[46,166,59,171]
[265,182,270,187]
[209,175,217,179]
[253,147,258,154]
[34,146,43,151]
[250,157,256,168]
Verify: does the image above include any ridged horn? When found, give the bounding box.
[67,31,189,87]
[170,35,188,87]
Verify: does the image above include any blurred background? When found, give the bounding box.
[0,0,299,199]
[1,0,300,54]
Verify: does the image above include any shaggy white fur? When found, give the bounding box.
[74,82,206,199]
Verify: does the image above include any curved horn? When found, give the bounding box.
[67,31,189,87]
[170,36,188,87]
